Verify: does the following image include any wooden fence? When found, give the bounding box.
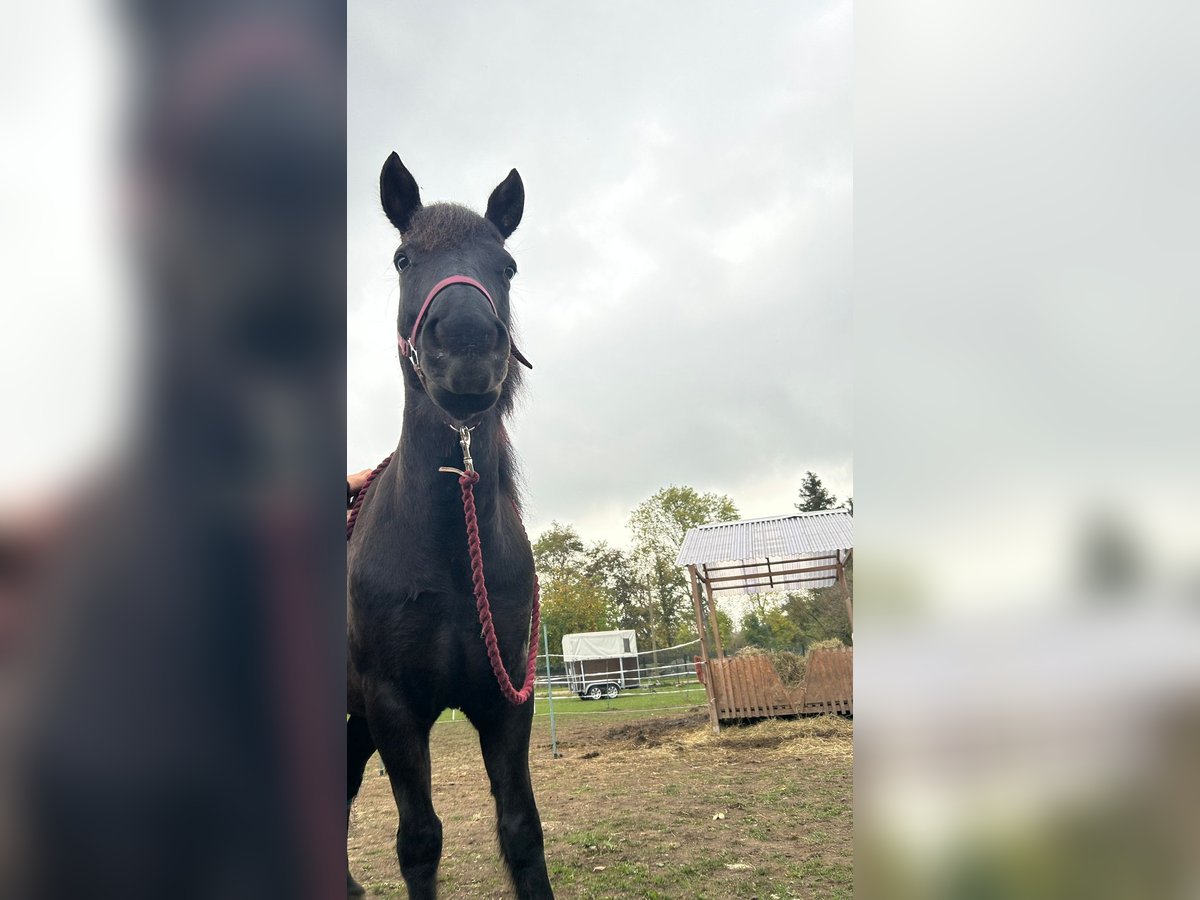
[797,647,853,715]
[705,655,798,721]
[698,647,854,728]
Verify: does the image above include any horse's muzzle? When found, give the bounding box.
[425,381,505,422]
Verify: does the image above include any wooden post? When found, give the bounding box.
[837,549,853,630]
[688,565,710,663]
[701,564,725,659]
[688,565,719,733]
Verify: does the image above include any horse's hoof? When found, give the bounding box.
[347,870,367,897]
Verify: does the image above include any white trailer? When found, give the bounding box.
[561,630,641,699]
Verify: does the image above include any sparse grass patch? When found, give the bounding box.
[349,708,852,898]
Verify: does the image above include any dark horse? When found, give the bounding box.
[347,154,553,899]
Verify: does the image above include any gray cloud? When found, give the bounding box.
[349,1,852,545]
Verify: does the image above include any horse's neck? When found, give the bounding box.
[391,399,508,529]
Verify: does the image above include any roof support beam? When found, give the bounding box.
[837,549,853,630]
[700,564,725,659]
[700,553,839,575]
[708,575,841,596]
[687,564,720,734]
[703,562,841,586]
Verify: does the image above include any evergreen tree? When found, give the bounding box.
[795,471,837,512]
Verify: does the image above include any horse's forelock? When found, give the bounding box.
[407,203,502,252]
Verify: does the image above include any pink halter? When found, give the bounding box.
[397,276,496,359]
[398,275,532,371]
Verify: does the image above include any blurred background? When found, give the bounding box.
[0,3,345,898]
[856,1,1200,897]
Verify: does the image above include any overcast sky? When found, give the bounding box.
[348,1,852,549]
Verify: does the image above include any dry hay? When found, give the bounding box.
[677,715,853,762]
[599,713,852,764]
[735,646,807,685]
[734,639,849,688]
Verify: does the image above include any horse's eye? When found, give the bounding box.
[503,265,516,280]
[394,254,410,272]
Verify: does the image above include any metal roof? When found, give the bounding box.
[676,510,853,596]
[676,510,853,568]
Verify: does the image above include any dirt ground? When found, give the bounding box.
[348,711,853,899]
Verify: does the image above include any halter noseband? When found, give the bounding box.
[398,275,532,373]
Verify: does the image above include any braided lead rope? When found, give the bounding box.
[347,452,540,706]
[458,470,540,705]
[347,454,394,541]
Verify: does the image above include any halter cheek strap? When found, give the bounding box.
[397,275,533,372]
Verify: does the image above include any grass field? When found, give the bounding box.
[350,701,852,899]
[436,681,711,725]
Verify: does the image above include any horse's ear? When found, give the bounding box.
[380,152,422,233]
[485,169,524,239]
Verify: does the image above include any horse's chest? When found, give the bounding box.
[348,512,533,703]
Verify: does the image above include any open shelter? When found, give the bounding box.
[676,510,854,731]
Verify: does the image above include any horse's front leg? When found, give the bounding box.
[366,685,442,900]
[474,702,555,900]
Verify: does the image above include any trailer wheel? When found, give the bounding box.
[603,684,620,700]
[586,685,603,700]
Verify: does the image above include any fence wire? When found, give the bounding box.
[435,636,713,751]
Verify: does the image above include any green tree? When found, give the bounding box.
[780,558,853,647]
[763,605,803,650]
[628,485,739,647]
[539,569,612,658]
[583,541,645,633]
[737,600,803,650]
[795,471,837,512]
[740,610,774,648]
[629,486,739,560]
[532,521,586,585]
[715,608,736,654]
[533,522,612,654]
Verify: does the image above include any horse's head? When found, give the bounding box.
[380,153,528,424]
